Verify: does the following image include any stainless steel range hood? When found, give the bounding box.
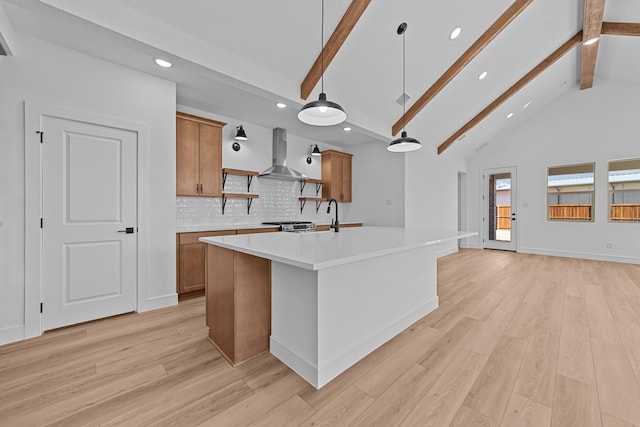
[259,128,308,181]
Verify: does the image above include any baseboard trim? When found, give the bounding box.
[519,247,640,264]
[138,293,178,312]
[0,325,25,346]
[437,246,459,258]
[271,296,439,389]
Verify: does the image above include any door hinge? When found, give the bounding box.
[36,131,44,143]
[40,303,43,313]
[40,218,43,228]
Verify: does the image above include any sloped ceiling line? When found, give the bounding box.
[300,0,372,100]
[580,0,606,90]
[437,31,583,155]
[390,0,533,136]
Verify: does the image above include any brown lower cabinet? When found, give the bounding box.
[316,222,363,231]
[177,230,236,296]
[176,227,280,297]
[206,245,271,366]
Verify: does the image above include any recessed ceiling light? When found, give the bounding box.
[449,27,462,40]
[506,112,514,119]
[343,127,352,132]
[523,101,532,109]
[154,58,172,68]
[583,37,600,46]
[275,102,287,109]
[478,71,488,80]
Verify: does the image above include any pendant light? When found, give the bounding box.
[388,22,422,152]
[298,0,347,126]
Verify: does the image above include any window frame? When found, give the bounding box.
[608,158,640,223]
[546,162,596,222]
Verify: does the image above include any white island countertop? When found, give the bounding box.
[201,226,477,271]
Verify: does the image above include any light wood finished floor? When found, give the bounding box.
[2,249,640,426]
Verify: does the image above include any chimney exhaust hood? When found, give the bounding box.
[259,128,308,181]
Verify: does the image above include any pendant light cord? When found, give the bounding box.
[321,0,325,94]
[402,26,406,133]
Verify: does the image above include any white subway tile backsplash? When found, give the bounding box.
[176,176,334,226]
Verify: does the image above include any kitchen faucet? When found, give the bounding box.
[326,199,339,232]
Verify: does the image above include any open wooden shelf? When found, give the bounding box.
[222,169,259,193]
[221,193,259,215]
[222,168,259,177]
[298,197,327,214]
[300,178,325,184]
[222,192,259,199]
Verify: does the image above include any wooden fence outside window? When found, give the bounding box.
[548,204,592,221]
[610,204,640,221]
[497,205,511,230]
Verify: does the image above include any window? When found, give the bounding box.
[609,158,640,222]
[547,163,595,221]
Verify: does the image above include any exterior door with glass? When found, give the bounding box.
[483,167,517,251]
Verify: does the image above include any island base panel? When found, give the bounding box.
[206,245,271,366]
[270,244,438,389]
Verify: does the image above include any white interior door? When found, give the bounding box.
[42,115,137,330]
[483,167,517,251]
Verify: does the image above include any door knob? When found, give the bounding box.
[118,227,135,234]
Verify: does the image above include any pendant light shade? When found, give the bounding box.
[235,125,248,141]
[298,0,346,127]
[388,22,422,152]
[388,131,422,152]
[298,93,347,126]
[311,144,322,156]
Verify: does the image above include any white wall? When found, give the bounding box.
[405,144,468,256]
[0,33,176,344]
[467,79,640,264]
[349,142,405,227]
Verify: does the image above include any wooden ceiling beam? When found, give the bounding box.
[601,22,640,36]
[437,32,582,155]
[580,0,606,90]
[300,0,371,100]
[391,0,533,136]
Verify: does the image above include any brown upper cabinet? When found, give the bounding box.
[321,150,353,202]
[176,112,226,197]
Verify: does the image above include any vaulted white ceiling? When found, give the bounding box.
[4,0,640,159]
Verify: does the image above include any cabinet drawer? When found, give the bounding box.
[179,230,236,245]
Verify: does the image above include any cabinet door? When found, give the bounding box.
[179,243,207,293]
[341,155,352,202]
[176,118,200,196]
[199,123,222,197]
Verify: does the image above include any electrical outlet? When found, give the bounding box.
[606,242,613,249]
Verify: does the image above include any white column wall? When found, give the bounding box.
[405,144,468,257]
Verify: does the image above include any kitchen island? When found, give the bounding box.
[201,226,476,389]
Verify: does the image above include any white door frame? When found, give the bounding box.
[24,101,150,339]
[483,166,517,251]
